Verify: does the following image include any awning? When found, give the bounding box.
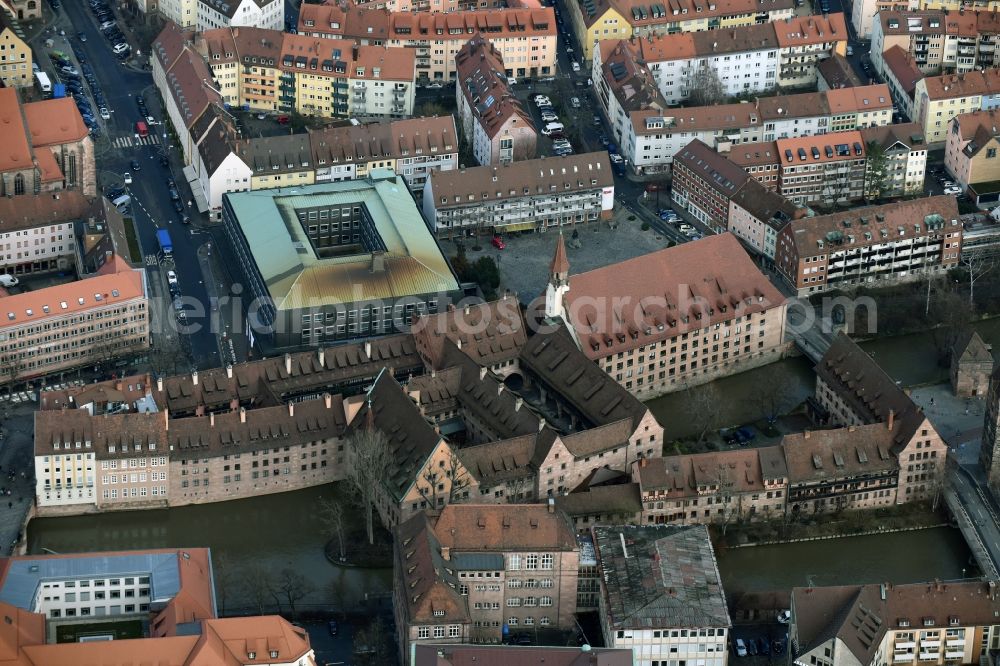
[182,165,210,214]
[496,221,537,233]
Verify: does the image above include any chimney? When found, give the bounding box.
[284,353,292,375]
[288,402,295,417]
[888,409,895,430]
[547,497,555,513]
[324,393,333,409]
[480,366,487,380]
[364,340,372,358]
[157,376,163,392]
[515,397,523,412]
[464,304,470,315]
[210,412,215,427]
[191,370,199,386]
[240,407,247,423]
[497,383,503,396]
[457,338,463,349]
[318,347,325,367]
[226,364,233,379]
[441,546,451,560]
[804,430,810,439]
[538,417,546,432]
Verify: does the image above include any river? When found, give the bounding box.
[26,484,391,614]
[716,527,974,594]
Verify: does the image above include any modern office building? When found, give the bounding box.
[222,173,461,349]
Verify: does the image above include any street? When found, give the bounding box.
[37,0,229,371]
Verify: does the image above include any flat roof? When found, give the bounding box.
[225,172,459,311]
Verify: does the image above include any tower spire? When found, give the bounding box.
[550,230,569,284]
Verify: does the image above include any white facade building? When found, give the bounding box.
[197,0,283,31]
[649,50,779,105]
[34,448,95,508]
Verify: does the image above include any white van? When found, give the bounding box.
[541,122,564,136]
[112,194,131,211]
[0,275,18,288]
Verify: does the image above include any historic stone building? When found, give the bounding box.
[952,331,993,398]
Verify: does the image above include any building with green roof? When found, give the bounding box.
[222,171,461,350]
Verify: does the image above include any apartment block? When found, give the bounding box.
[872,9,1000,77]
[297,5,558,84]
[853,0,1000,39]
[791,581,1000,666]
[813,332,948,504]
[944,109,1000,191]
[775,196,962,296]
[881,45,924,120]
[860,122,928,198]
[617,14,846,106]
[456,36,537,166]
[671,139,751,233]
[593,525,730,666]
[0,548,316,664]
[776,132,868,205]
[549,232,787,398]
[913,69,1000,144]
[393,503,579,659]
[0,256,149,387]
[422,153,614,238]
[0,11,31,88]
[590,45,892,174]
[565,0,796,62]
[190,112,456,219]
[413,645,634,665]
[728,179,805,260]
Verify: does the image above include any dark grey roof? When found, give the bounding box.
[593,525,730,631]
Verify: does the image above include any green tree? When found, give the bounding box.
[472,256,501,300]
[864,140,889,201]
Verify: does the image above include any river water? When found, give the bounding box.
[26,484,391,614]
[27,321,996,610]
[716,527,974,594]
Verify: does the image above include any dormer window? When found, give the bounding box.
[248,652,256,659]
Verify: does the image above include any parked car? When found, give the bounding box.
[570,96,581,108]
[747,640,758,656]
[100,107,110,120]
[944,185,963,195]
[172,200,185,213]
[130,159,141,172]
[735,639,748,658]
[541,112,559,122]
[123,172,132,184]
[491,235,506,250]
[777,610,791,624]
[758,637,770,655]
[166,270,178,285]
[328,620,339,637]
[169,188,180,201]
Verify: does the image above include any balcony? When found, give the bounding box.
[945,639,965,647]
[945,652,964,659]
[893,655,915,663]
[918,653,940,660]
[920,641,941,648]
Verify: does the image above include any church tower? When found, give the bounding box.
[544,232,570,320]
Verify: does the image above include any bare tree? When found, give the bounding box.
[212,552,238,617]
[747,365,794,428]
[415,449,470,510]
[243,562,272,616]
[503,475,534,504]
[347,428,393,545]
[713,464,742,536]
[0,354,22,397]
[685,62,728,106]
[318,496,348,563]
[960,249,995,308]
[927,290,972,367]
[684,383,721,446]
[275,568,310,617]
[355,617,390,666]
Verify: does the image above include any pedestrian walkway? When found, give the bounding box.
[112,135,160,149]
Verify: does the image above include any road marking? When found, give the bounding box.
[112,135,160,149]
[145,254,158,266]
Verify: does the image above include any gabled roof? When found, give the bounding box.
[353,370,447,502]
[395,512,469,626]
[456,36,535,140]
[562,233,784,360]
[432,503,578,552]
[954,330,993,364]
[881,45,923,98]
[674,138,750,198]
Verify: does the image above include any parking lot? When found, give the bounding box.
[732,621,790,666]
[441,207,673,302]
